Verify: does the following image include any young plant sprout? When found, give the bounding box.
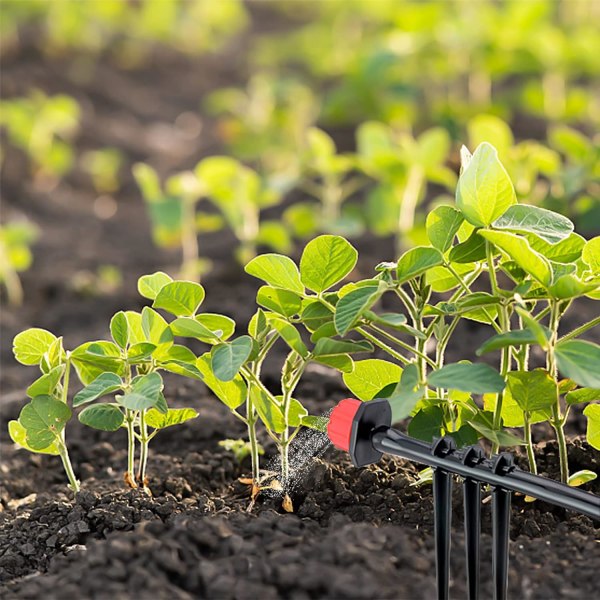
[0,220,38,306]
[244,143,600,485]
[195,156,290,264]
[133,163,212,281]
[356,122,456,254]
[0,92,80,181]
[81,147,123,194]
[293,127,365,236]
[10,330,80,492]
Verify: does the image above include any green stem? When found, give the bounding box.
[558,316,600,343]
[181,197,199,280]
[491,306,510,454]
[523,412,537,475]
[396,165,424,255]
[58,441,80,493]
[245,366,261,487]
[367,324,436,368]
[355,326,411,366]
[125,409,137,487]
[547,300,569,483]
[137,409,149,486]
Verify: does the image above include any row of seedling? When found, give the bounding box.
[10,143,600,508]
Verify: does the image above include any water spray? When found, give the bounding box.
[327,398,600,600]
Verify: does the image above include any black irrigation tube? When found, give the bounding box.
[327,398,600,600]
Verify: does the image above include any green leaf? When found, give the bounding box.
[514,307,549,350]
[26,366,63,398]
[334,284,381,335]
[388,364,424,422]
[492,205,574,244]
[549,274,600,300]
[170,317,222,343]
[449,230,487,264]
[19,396,71,450]
[524,232,585,264]
[583,404,600,450]
[138,271,173,300]
[110,311,129,349]
[582,237,600,274]
[300,235,358,293]
[196,314,235,341]
[483,391,546,428]
[313,338,373,356]
[78,404,124,431]
[428,363,505,394]
[448,424,479,448]
[313,354,354,373]
[506,370,557,412]
[343,359,402,401]
[397,247,443,284]
[118,372,163,411]
[287,398,309,428]
[468,413,523,447]
[555,340,600,388]
[565,387,600,406]
[160,360,204,381]
[426,263,474,293]
[73,372,123,407]
[141,306,174,352]
[251,387,285,433]
[256,286,302,319]
[13,328,57,365]
[364,312,407,329]
[476,327,550,356]
[408,406,444,442]
[301,300,334,332]
[568,470,597,487]
[145,407,198,429]
[479,230,552,286]
[8,420,60,455]
[211,336,254,381]
[153,281,205,316]
[245,254,304,294]
[301,415,329,433]
[196,353,246,410]
[426,206,464,253]
[124,311,145,345]
[268,316,308,358]
[456,142,517,227]
[127,342,157,363]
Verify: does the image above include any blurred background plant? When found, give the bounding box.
[1,0,598,298]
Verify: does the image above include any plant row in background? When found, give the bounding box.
[11,143,600,508]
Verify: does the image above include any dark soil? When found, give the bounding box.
[1,9,599,600]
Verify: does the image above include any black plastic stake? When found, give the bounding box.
[492,454,513,600]
[463,477,481,600]
[462,446,484,600]
[433,467,452,600]
[432,438,456,600]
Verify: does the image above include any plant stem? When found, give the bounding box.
[2,263,24,305]
[396,165,424,255]
[58,441,80,493]
[367,324,436,368]
[558,316,600,343]
[355,326,411,366]
[523,412,537,475]
[181,197,199,280]
[245,366,261,487]
[547,300,569,483]
[137,409,149,487]
[124,409,137,488]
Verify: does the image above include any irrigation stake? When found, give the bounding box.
[432,438,456,600]
[462,447,484,600]
[492,454,513,600]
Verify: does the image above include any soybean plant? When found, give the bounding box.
[10,330,80,492]
[243,143,600,485]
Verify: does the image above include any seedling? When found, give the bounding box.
[0,220,38,306]
[81,148,123,194]
[356,122,456,254]
[10,329,79,492]
[244,143,600,485]
[0,92,79,181]
[292,127,365,236]
[71,271,216,490]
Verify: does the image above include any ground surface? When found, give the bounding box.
[1,13,599,600]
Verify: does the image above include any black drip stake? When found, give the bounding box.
[432,438,456,600]
[327,398,600,600]
[462,447,484,600]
